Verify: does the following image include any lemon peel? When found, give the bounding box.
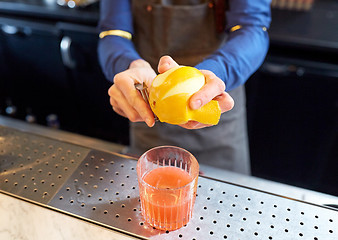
[149,66,221,125]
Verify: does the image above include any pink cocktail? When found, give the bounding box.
[137,146,199,231]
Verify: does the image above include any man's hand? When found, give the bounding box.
[108,59,157,127]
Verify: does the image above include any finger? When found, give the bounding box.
[158,55,179,74]
[108,86,126,111]
[108,84,117,97]
[114,74,155,127]
[109,96,117,109]
[109,83,144,122]
[109,89,124,112]
[114,91,144,122]
[214,92,235,113]
[110,92,128,119]
[179,121,212,130]
[121,87,155,126]
[112,106,127,118]
[129,59,152,69]
[189,70,226,110]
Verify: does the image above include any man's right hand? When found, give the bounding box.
[108,59,157,127]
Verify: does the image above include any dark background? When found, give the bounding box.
[0,0,337,196]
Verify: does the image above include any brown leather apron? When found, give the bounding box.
[130,0,250,175]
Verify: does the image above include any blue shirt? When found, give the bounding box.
[98,0,271,92]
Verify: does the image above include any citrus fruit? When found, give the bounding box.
[148,66,221,125]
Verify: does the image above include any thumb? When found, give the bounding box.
[158,55,179,73]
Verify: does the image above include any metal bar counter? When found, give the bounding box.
[0,116,337,240]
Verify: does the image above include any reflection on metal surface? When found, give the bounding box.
[0,125,338,239]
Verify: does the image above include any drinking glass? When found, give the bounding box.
[137,146,199,231]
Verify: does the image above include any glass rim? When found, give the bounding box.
[137,145,199,191]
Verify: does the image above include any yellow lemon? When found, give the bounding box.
[148,66,221,125]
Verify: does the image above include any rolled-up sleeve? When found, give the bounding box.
[195,0,271,91]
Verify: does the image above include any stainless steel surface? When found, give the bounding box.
[189,178,337,240]
[199,164,338,207]
[49,150,146,238]
[49,149,338,239]
[1,117,338,239]
[0,116,126,154]
[0,126,89,204]
[2,115,337,208]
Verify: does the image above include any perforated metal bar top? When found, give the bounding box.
[1,125,338,240]
[0,126,89,204]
